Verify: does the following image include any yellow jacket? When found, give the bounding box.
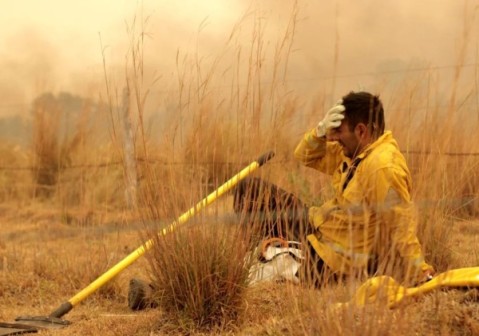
[294,130,434,279]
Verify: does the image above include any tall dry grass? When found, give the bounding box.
[126,4,478,334]
[144,218,256,332]
[0,2,478,335]
[0,143,32,202]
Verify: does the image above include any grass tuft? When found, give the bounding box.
[146,218,256,332]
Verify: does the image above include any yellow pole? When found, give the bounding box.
[49,151,275,318]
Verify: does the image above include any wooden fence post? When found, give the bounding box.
[122,86,138,210]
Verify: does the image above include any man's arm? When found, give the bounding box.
[294,129,343,175]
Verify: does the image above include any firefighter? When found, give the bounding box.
[235,91,435,285]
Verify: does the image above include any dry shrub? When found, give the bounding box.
[29,92,126,212]
[31,94,62,198]
[0,144,33,201]
[146,218,255,332]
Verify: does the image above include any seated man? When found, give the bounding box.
[234,91,435,285]
[129,91,435,310]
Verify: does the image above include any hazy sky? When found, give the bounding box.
[0,0,478,117]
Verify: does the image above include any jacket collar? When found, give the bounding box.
[355,130,393,160]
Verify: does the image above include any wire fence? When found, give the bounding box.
[1,149,479,171]
[0,61,478,173]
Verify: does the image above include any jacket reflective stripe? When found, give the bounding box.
[322,239,372,264]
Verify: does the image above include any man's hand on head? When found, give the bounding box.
[316,100,345,138]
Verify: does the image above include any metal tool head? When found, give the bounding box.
[14,316,70,329]
[0,322,37,336]
[0,316,70,335]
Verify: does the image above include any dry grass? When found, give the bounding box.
[1,207,477,336]
[144,218,256,332]
[0,3,479,336]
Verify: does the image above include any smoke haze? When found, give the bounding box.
[0,0,478,117]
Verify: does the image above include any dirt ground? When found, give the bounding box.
[1,201,479,335]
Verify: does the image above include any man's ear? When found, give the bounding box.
[355,123,368,139]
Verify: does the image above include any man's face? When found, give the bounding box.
[327,120,362,159]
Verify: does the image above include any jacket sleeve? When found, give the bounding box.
[367,165,435,277]
[294,129,343,175]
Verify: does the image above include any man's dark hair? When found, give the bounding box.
[342,91,385,136]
